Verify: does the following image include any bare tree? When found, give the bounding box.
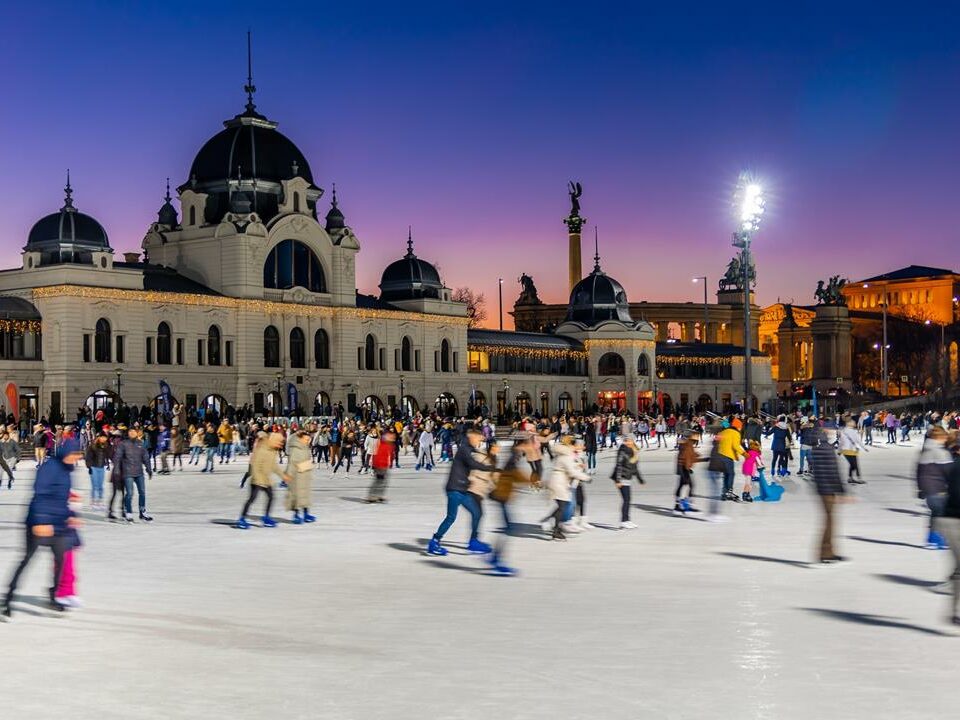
[452,287,487,328]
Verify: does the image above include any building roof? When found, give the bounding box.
[468,329,585,351]
[857,265,957,283]
[355,292,402,311]
[113,263,222,296]
[0,296,41,320]
[566,265,633,326]
[656,341,768,358]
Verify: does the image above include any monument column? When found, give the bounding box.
[810,282,853,393]
[564,181,585,293]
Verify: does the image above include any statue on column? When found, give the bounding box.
[814,275,848,306]
[563,181,585,233]
[517,273,543,305]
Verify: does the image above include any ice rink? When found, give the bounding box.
[1,435,955,719]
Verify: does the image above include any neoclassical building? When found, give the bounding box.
[0,80,774,424]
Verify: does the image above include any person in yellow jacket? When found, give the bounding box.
[714,419,745,502]
[217,420,233,465]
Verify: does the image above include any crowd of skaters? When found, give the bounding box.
[3,401,960,628]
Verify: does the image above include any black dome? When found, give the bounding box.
[325,186,345,231]
[566,266,633,326]
[189,115,314,186]
[379,234,443,302]
[26,179,112,266]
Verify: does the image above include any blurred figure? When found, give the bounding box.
[838,419,867,484]
[936,437,960,625]
[489,435,534,575]
[368,429,396,503]
[426,428,492,556]
[235,433,289,529]
[285,431,315,524]
[674,429,703,514]
[810,428,848,564]
[917,426,952,550]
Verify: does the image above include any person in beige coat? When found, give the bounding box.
[285,431,315,524]
[235,433,288,529]
[545,439,589,540]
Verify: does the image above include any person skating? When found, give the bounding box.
[112,428,154,523]
[235,433,289,529]
[917,426,952,550]
[810,427,849,564]
[426,428,494,556]
[54,490,84,608]
[367,429,396,503]
[612,435,643,529]
[741,440,763,502]
[284,431,315,524]
[674,429,704,514]
[3,437,83,617]
[488,434,535,575]
[838,418,867,484]
[935,437,960,625]
[416,426,435,471]
[715,418,745,501]
[84,432,109,510]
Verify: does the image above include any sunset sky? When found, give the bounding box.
[3,2,959,327]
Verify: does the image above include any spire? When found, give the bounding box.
[593,226,600,271]
[406,226,414,257]
[244,30,257,113]
[324,183,345,231]
[163,177,171,204]
[330,182,338,208]
[158,177,179,227]
[62,169,75,211]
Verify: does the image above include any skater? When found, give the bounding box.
[612,435,644,529]
[416,425,434,471]
[201,422,218,472]
[113,428,154,523]
[54,490,84,608]
[838,418,866,484]
[674,429,704,514]
[715,418,745,501]
[488,433,535,575]
[84,432,110,509]
[917,426,952,549]
[235,433,289,529]
[3,436,83,617]
[367,428,396,503]
[935,439,960,625]
[284,430,315,524]
[810,427,848,564]
[426,428,494,556]
[547,436,590,539]
[741,440,763,502]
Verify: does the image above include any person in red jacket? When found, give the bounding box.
[367,428,396,503]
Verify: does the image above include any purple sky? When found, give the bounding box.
[3,3,960,328]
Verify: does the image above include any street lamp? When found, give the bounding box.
[399,374,406,417]
[863,282,889,397]
[872,343,890,394]
[114,368,123,404]
[692,276,708,341]
[732,175,765,413]
[275,371,282,415]
[581,379,588,412]
[498,278,504,330]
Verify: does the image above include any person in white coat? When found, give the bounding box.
[416,427,435,471]
[838,418,867,484]
[546,437,590,540]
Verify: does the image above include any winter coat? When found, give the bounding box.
[445,441,494,493]
[838,427,865,455]
[810,440,845,496]
[250,443,285,488]
[467,449,496,498]
[546,444,588,502]
[284,440,313,508]
[85,441,109,468]
[611,444,643,484]
[112,438,151,479]
[26,456,73,531]
[917,438,952,497]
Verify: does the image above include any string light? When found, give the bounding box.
[33,285,471,326]
[583,339,655,350]
[466,344,587,360]
[0,318,41,333]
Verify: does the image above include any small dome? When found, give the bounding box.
[26,175,112,265]
[566,265,633,326]
[157,179,179,227]
[325,185,345,231]
[379,231,444,302]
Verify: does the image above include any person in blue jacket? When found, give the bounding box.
[3,436,83,616]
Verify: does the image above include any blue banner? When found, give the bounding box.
[286,382,298,413]
[158,380,172,415]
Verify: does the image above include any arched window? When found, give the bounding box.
[637,353,650,376]
[364,334,376,370]
[207,325,221,366]
[440,338,451,372]
[264,325,280,367]
[290,327,306,368]
[157,322,172,365]
[314,329,330,369]
[263,239,327,293]
[94,318,111,363]
[598,352,625,376]
[401,335,413,371]
[435,392,458,417]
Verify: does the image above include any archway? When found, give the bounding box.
[637,353,650,376]
[467,389,486,416]
[514,391,532,416]
[85,389,120,417]
[598,352,625,376]
[435,392,458,417]
[400,395,420,417]
[201,394,227,420]
[266,391,283,415]
[150,393,180,416]
[314,391,331,414]
[361,395,384,414]
[558,392,573,414]
[696,394,713,412]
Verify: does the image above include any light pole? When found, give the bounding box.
[732,176,765,413]
[692,276,708,341]
[581,379,588,412]
[501,376,509,420]
[498,278,504,330]
[275,371,282,415]
[114,368,123,408]
[399,374,405,417]
[872,343,890,394]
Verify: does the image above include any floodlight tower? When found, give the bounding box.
[732,176,765,413]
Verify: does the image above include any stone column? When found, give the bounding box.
[564,214,585,294]
[810,305,853,391]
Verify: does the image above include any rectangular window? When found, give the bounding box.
[452,352,459,373]
[226,341,233,367]
[145,337,154,365]
[394,348,400,370]
[197,339,205,366]
[357,347,363,370]
[434,351,440,372]
[83,334,90,362]
[379,348,386,371]
[185,393,197,410]
[176,338,183,365]
[415,350,421,371]
[116,336,125,363]
[51,391,61,424]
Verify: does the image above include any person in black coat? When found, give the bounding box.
[935,444,960,625]
[3,437,83,616]
[810,428,848,564]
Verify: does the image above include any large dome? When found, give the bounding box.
[379,233,444,302]
[566,264,633,326]
[25,178,112,266]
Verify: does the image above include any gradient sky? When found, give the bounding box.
[3,2,960,328]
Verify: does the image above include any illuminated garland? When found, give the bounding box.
[0,319,41,333]
[32,285,471,326]
[657,355,769,366]
[583,339,655,350]
[467,344,587,360]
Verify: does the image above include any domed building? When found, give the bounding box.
[565,254,634,326]
[23,174,112,267]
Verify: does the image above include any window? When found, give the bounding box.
[263,239,327,293]
[207,325,221,366]
[264,326,280,367]
[394,348,400,370]
[145,336,154,365]
[176,338,183,365]
[83,334,90,362]
[94,318,111,363]
[293,192,300,212]
[415,349,421,371]
[116,335,125,363]
[379,347,386,371]
[598,352,626,376]
[364,334,376,370]
[453,351,458,373]
[638,353,650,376]
[157,322,172,365]
[290,327,306,368]
[314,329,330,369]
[196,339,205,366]
[357,347,363,370]
[189,206,196,225]
[225,340,233,367]
[440,339,451,372]
[401,336,413,371]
